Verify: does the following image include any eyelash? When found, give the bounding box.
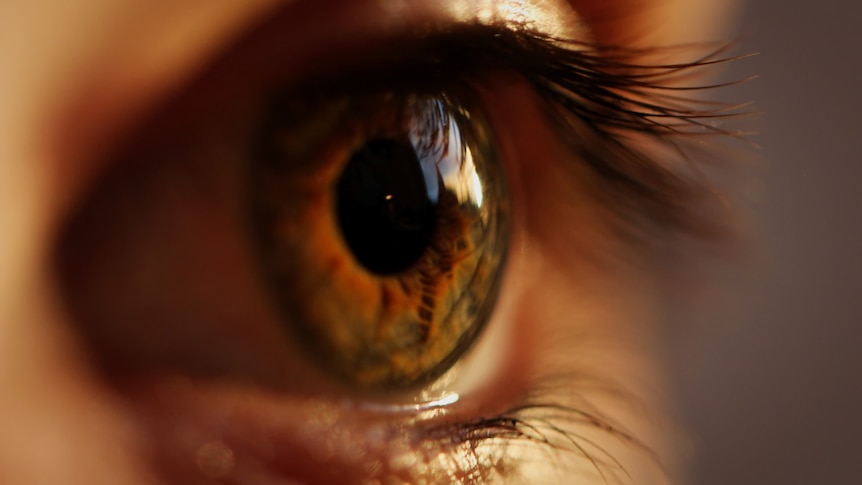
[427,405,654,483]
[518,32,753,236]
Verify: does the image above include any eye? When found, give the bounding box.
[53,1,744,483]
[253,88,507,389]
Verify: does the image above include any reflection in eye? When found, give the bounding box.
[253,88,508,389]
[54,10,744,485]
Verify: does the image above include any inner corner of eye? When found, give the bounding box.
[249,86,510,392]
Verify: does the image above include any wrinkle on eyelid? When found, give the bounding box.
[382,0,586,39]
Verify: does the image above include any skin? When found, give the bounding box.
[0,0,738,483]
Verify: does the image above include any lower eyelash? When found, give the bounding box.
[424,400,662,484]
[412,367,670,483]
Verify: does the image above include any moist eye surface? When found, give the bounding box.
[251,88,509,391]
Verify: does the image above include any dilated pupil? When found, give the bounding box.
[336,137,438,275]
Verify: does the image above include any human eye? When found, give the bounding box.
[40,1,746,484]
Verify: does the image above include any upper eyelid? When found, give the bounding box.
[34,0,687,191]
[93,0,630,157]
[133,13,744,242]
[125,2,745,242]
[147,0,587,111]
[167,4,738,138]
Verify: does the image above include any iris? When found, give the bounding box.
[252,90,509,390]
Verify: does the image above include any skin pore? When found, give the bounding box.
[0,0,738,483]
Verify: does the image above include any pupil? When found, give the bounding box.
[336,137,438,275]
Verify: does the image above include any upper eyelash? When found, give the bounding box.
[438,27,753,137]
[325,23,753,234]
[482,28,752,235]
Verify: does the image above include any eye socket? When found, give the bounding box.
[252,88,509,390]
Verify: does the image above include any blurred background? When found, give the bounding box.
[669,1,862,484]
